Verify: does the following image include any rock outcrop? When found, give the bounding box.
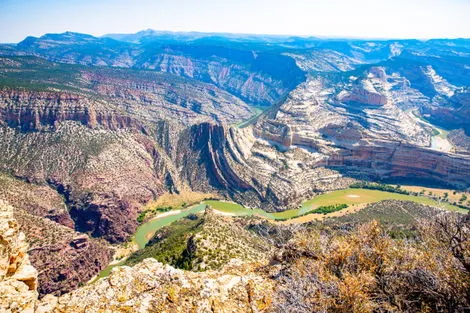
[0,122,166,243]
[250,71,470,191]
[176,122,353,211]
[326,140,470,188]
[0,89,148,132]
[0,200,38,313]
[0,204,272,313]
[37,258,273,313]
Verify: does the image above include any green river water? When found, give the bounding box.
[96,188,465,279]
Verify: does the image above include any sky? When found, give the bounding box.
[1,0,469,43]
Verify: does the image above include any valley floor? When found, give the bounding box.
[96,185,469,279]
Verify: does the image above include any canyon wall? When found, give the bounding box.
[0,90,148,132]
[327,141,470,188]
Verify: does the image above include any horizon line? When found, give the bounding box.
[2,28,470,44]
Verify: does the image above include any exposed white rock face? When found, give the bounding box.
[423,65,458,97]
[285,50,363,72]
[256,71,431,150]
[175,64,469,213]
[389,42,404,57]
[0,200,38,313]
[245,67,470,191]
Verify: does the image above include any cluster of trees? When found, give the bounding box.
[350,182,410,195]
[274,204,349,222]
[311,203,348,215]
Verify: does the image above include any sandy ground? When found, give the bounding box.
[212,209,236,217]
[346,194,360,198]
[155,210,182,218]
[431,136,453,153]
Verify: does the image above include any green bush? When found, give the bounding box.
[311,203,348,214]
[137,211,147,223]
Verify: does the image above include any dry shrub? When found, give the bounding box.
[273,214,470,313]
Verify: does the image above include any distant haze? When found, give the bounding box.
[1,0,469,43]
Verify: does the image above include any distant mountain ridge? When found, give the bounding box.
[3,31,468,107]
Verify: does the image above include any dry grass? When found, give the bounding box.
[273,214,470,313]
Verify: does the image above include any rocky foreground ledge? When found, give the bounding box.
[0,201,38,313]
[37,258,272,313]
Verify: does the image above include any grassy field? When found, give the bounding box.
[205,188,466,220]
[301,188,466,213]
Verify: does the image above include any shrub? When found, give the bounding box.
[272,214,470,313]
[137,211,146,223]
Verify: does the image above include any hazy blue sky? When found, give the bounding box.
[1,0,469,42]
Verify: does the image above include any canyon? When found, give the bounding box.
[0,31,469,301]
